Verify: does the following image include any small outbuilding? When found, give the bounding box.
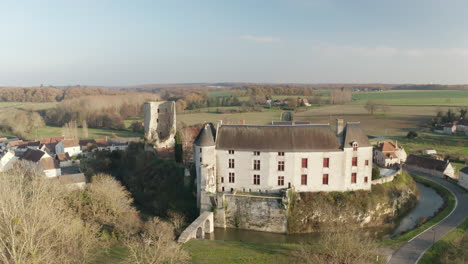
[405,154,455,179]
[459,167,468,190]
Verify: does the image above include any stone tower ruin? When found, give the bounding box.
[144,101,176,149]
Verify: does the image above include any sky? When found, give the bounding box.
[1,0,468,86]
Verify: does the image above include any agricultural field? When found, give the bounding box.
[0,101,57,110]
[178,108,282,126]
[352,90,468,106]
[26,124,142,140]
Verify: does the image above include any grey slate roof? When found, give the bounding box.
[459,167,468,175]
[406,154,449,172]
[194,123,216,146]
[343,122,371,148]
[216,124,341,152]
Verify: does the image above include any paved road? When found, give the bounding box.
[388,171,468,264]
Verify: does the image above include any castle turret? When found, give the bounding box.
[194,123,217,213]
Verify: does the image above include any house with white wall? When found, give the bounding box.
[405,154,455,179]
[193,119,373,212]
[21,149,61,177]
[459,167,468,190]
[0,151,17,172]
[55,139,81,157]
[374,141,407,167]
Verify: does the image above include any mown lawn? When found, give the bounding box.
[352,90,468,106]
[183,240,303,264]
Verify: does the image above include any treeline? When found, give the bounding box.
[392,84,468,91]
[235,85,316,96]
[0,86,118,102]
[44,93,157,129]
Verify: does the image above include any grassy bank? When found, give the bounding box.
[288,171,418,233]
[419,217,468,264]
[382,174,456,246]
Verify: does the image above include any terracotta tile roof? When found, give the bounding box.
[40,157,59,170]
[40,136,64,144]
[406,154,449,172]
[56,152,70,161]
[376,141,398,152]
[79,138,108,147]
[8,140,26,147]
[61,139,79,148]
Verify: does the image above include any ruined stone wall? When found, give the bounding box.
[144,101,176,148]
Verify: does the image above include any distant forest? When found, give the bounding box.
[0,86,118,102]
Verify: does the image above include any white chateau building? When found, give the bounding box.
[194,119,373,212]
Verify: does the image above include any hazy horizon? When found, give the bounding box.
[2,0,468,86]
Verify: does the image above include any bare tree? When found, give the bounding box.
[123,218,190,264]
[364,100,379,115]
[294,224,379,264]
[0,164,100,264]
[82,119,89,138]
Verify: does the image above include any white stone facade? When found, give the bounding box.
[194,121,373,213]
[215,148,372,193]
[144,101,176,149]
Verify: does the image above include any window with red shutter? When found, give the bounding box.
[301,158,308,168]
[322,174,329,185]
[301,174,307,185]
[323,157,329,168]
[352,157,358,166]
[365,160,369,166]
[364,176,368,183]
[351,173,357,183]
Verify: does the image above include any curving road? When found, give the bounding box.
[388,170,468,264]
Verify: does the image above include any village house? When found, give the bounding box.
[373,140,407,167]
[0,151,17,172]
[21,149,61,177]
[405,154,455,179]
[40,136,65,155]
[56,152,74,167]
[459,167,468,190]
[194,119,373,212]
[55,139,81,157]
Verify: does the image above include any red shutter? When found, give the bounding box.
[351,173,357,183]
[322,174,329,185]
[302,158,308,168]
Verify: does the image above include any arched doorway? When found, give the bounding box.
[196,227,203,239]
[204,219,211,233]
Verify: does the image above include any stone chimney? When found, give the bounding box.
[239,120,245,125]
[336,119,344,137]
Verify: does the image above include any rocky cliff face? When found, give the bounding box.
[287,172,418,233]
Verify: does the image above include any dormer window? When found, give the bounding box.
[352,142,358,151]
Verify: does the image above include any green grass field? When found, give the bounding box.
[183,240,303,264]
[26,125,142,140]
[352,90,468,105]
[178,108,282,125]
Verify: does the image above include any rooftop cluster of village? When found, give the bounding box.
[0,136,140,188]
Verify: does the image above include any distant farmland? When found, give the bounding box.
[352,90,468,105]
